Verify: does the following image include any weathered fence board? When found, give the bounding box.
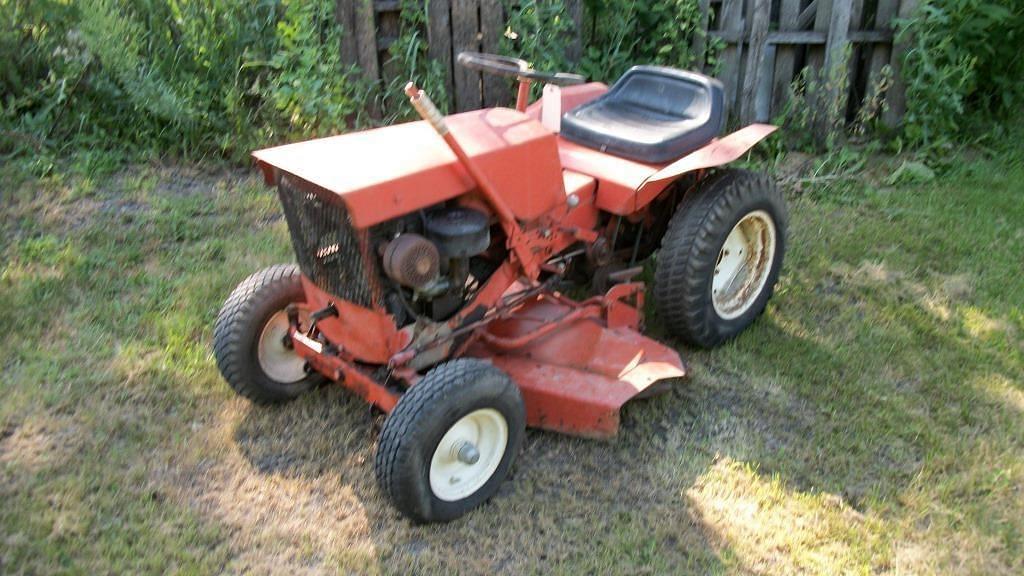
[818,0,852,138]
[771,0,801,115]
[884,0,917,126]
[691,0,712,68]
[451,0,481,111]
[741,0,770,124]
[426,0,454,109]
[481,0,508,107]
[864,0,899,108]
[718,0,746,117]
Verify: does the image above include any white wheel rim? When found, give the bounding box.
[257,309,309,383]
[429,408,508,502]
[712,210,777,320]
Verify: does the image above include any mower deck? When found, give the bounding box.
[469,288,686,438]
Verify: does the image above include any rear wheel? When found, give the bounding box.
[213,264,322,403]
[654,170,787,347]
[375,359,525,523]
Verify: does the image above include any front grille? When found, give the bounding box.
[276,174,381,308]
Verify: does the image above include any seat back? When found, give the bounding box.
[615,70,712,120]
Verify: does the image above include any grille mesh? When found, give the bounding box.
[276,175,381,308]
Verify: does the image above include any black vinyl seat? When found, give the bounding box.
[560,66,725,164]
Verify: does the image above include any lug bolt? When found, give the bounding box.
[457,442,480,465]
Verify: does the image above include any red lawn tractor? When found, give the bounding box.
[213,53,786,523]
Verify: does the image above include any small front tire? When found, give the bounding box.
[375,359,525,523]
[213,264,322,403]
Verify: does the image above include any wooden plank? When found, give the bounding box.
[756,44,776,121]
[353,0,379,81]
[846,0,866,114]
[427,0,454,110]
[717,0,745,120]
[451,0,481,111]
[740,0,771,124]
[691,0,712,69]
[806,0,832,75]
[865,0,899,107]
[816,0,852,140]
[481,0,507,107]
[883,0,918,126]
[377,9,401,80]
[848,30,893,42]
[336,0,358,66]
[797,0,819,30]
[566,0,584,63]
[711,29,893,45]
[771,0,802,119]
[374,0,400,11]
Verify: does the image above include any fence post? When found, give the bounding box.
[566,0,584,63]
[336,0,358,66]
[481,0,508,107]
[883,0,917,127]
[427,0,455,111]
[771,0,802,118]
[718,0,745,120]
[812,0,851,143]
[451,0,482,111]
[741,0,771,125]
[691,0,711,70]
[864,0,899,107]
[353,0,380,82]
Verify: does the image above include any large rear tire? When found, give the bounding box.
[213,264,322,403]
[375,359,525,523]
[654,170,787,348]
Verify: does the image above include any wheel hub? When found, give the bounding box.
[429,408,508,501]
[712,210,777,320]
[257,308,310,383]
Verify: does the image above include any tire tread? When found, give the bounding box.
[654,169,787,347]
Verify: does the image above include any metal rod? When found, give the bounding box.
[405,83,525,246]
[630,224,644,266]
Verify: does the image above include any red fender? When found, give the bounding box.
[634,123,779,207]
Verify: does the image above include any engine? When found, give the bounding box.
[378,206,493,324]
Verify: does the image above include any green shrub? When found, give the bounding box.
[502,0,712,86]
[898,0,1024,150]
[0,0,361,161]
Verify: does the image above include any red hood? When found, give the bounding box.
[252,108,564,228]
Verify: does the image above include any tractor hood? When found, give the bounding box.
[252,108,564,228]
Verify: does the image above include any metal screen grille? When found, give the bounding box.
[276,175,381,308]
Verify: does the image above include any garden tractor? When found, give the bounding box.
[213,52,786,522]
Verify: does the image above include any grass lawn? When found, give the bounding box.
[1,137,1022,574]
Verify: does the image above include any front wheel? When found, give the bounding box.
[654,170,787,348]
[374,359,525,523]
[212,264,322,403]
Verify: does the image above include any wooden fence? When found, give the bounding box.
[336,0,915,135]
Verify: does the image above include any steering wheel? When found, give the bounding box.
[457,52,586,87]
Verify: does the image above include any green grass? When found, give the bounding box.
[1,140,1022,574]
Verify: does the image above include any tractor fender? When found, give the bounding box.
[633,123,778,209]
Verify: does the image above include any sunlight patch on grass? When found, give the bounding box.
[687,457,889,574]
[973,373,1024,415]
[960,306,1013,340]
